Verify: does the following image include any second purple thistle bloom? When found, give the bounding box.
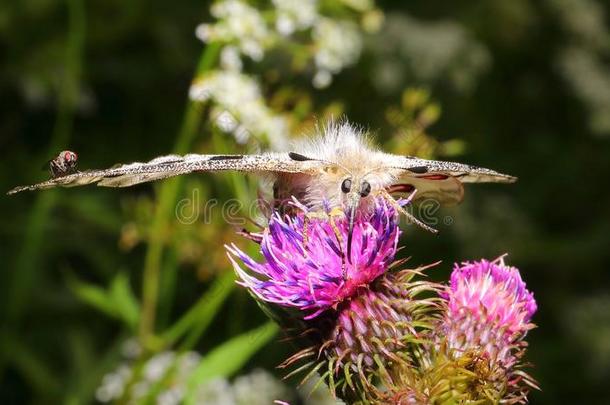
[226,198,401,319]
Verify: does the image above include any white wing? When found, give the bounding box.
[383,154,517,205]
[7,152,323,195]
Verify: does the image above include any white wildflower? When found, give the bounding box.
[557,46,610,135]
[547,0,610,51]
[194,378,236,404]
[144,351,175,382]
[272,0,318,36]
[196,0,271,61]
[233,124,251,144]
[189,80,213,102]
[96,350,207,404]
[176,351,201,379]
[95,365,132,402]
[312,70,332,89]
[370,13,490,93]
[157,387,184,405]
[213,109,240,132]
[121,338,142,359]
[233,368,294,405]
[97,352,343,405]
[191,71,260,110]
[195,24,213,42]
[130,381,151,403]
[220,45,243,71]
[189,70,288,149]
[312,18,363,87]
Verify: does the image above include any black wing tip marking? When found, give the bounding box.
[209,155,244,161]
[288,152,314,161]
[407,166,429,174]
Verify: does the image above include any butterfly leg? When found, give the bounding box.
[379,189,439,234]
[327,206,346,246]
[302,207,348,278]
[236,228,263,243]
[303,208,346,248]
[327,207,348,280]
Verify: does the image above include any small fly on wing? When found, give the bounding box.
[48,150,79,178]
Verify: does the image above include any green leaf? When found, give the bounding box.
[162,270,235,348]
[67,271,140,330]
[184,322,279,405]
[180,271,236,350]
[110,272,140,328]
[67,276,117,319]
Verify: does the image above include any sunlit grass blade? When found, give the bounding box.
[161,270,235,349]
[183,322,279,404]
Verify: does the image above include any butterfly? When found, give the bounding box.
[8,121,516,254]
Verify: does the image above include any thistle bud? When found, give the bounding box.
[385,257,538,404]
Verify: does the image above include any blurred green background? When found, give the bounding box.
[1,0,610,404]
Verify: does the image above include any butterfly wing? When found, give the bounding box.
[384,154,516,205]
[7,153,323,195]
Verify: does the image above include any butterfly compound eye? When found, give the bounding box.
[360,181,371,197]
[341,178,352,193]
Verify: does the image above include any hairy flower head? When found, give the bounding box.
[374,257,539,405]
[227,198,443,401]
[443,256,537,352]
[414,256,540,404]
[227,198,400,319]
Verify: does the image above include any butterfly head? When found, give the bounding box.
[339,174,374,263]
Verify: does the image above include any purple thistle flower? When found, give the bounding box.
[443,256,537,352]
[423,256,539,403]
[227,198,441,401]
[378,257,539,405]
[226,198,400,319]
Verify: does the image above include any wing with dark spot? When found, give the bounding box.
[7,153,323,195]
[388,155,517,183]
[382,153,516,205]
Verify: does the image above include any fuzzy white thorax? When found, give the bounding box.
[283,121,398,210]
